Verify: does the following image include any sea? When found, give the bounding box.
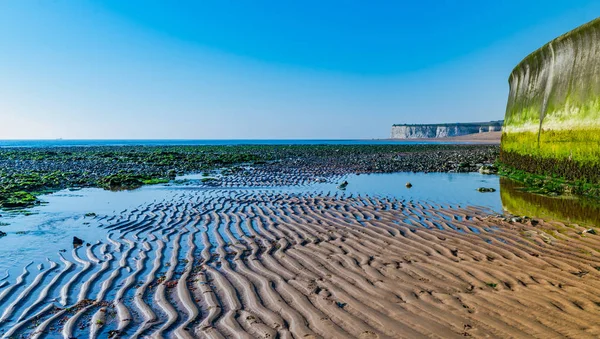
[0,139,459,148]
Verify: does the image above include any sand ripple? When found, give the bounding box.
[1,191,600,338]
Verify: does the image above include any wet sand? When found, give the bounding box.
[388,132,501,144]
[0,188,599,338]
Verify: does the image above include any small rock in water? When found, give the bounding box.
[477,187,496,193]
[73,236,84,248]
[479,164,498,175]
[338,181,348,190]
[0,231,6,237]
[406,182,413,188]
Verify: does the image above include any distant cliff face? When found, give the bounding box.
[501,17,600,182]
[391,121,502,139]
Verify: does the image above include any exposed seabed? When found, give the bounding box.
[0,173,598,338]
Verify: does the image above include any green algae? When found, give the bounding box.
[1,144,497,211]
[500,147,600,186]
[99,173,171,190]
[141,178,170,185]
[0,191,38,208]
[498,162,600,196]
[501,129,600,165]
[502,17,600,184]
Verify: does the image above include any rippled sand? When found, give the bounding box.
[1,189,599,338]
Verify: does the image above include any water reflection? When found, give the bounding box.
[2,174,598,279]
[0,173,501,277]
[500,177,600,227]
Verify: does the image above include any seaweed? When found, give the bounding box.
[0,144,499,210]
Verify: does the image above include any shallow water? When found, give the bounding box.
[500,178,600,227]
[0,172,599,337]
[3,172,599,280]
[0,172,500,278]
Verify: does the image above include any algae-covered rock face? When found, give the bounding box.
[501,17,600,183]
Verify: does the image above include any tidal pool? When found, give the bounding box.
[0,172,501,278]
[3,172,599,281]
[0,172,599,338]
[500,177,600,227]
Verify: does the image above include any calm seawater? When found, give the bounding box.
[0,139,456,147]
[0,172,501,277]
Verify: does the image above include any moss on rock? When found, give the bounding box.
[502,17,600,186]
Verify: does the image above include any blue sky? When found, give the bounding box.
[1,1,599,139]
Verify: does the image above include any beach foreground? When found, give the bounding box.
[1,187,599,338]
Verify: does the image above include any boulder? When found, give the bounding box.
[477,187,496,193]
[479,164,498,175]
[73,236,84,247]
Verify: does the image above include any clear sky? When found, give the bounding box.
[1,1,599,139]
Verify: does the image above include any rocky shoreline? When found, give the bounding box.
[0,144,499,209]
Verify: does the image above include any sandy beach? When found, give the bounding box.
[4,2,600,338]
[387,132,501,144]
[0,184,599,338]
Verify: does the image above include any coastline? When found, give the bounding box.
[382,131,501,144]
[1,142,600,338]
[3,5,600,338]
[0,144,498,209]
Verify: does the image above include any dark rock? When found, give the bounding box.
[406,182,413,188]
[479,164,498,175]
[571,271,589,278]
[73,236,84,247]
[477,187,496,193]
[167,169,177,179]
[0,231,6,237]
[0,144,500,211]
